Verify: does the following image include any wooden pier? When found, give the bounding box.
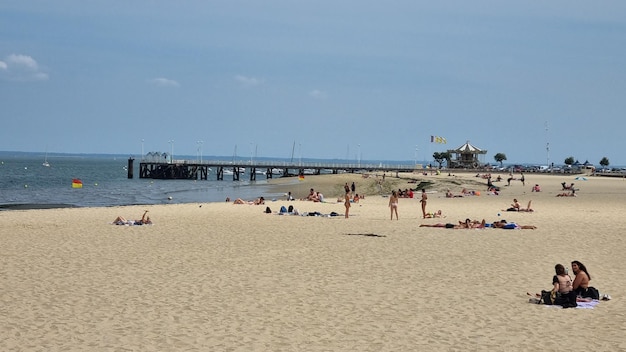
[129,158,417,181]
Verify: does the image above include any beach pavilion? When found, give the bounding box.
[447,141,488,168]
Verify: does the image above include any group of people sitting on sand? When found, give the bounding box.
[446,188,484,198]
[300,188,325,202]
[336,193,362,203]
[396,189,414,198]
[486,177,501,193]
[528,261,608,308]
[556,182,578,197]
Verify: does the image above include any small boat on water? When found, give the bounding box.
[43,149,50,167]
[223,167,246,175]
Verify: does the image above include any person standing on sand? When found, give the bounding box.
[351,181,356,194]
[389,190,399,220]
[420,189,428,218]
[344,191,351,219]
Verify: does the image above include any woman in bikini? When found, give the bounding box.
[388,190,399,220]
[420,189,428,218]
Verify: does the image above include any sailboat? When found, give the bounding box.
[42,148,50,167]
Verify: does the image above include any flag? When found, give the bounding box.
[431,136,447,144]
[72,178,83,188]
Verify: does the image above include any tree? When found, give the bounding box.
[432,151,451,168]
[599,157,610,170]
[564,156,575,166]
[494,153,507,167]
[442,151,451,167]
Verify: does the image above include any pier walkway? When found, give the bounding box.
[128,158,417,181]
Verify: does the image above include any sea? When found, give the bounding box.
[0,153,304,210]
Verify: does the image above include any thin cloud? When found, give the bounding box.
[0,54,49,81]
[235,75,262,88]
[148,77,180,87]
[309,89,328,100]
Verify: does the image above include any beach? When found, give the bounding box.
[1,171,625,351]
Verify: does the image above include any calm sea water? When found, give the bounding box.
[0,154,292,209]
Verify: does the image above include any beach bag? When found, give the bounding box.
[265,206,272,214]
[553,291,577,308]
[540,290,555,305]
[580,287,600,300]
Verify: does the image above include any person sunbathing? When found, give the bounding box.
[420,218,484,229]
[492,219,536,229]
[557,190,576,197]
[419,223,459,229]
[519,200,534,212]
[424,210,444,218]
[113,210,151,225]
[458,218,486,229]
[446,189,464,198]
[234,197,265,205]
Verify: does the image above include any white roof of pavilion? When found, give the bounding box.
[451,141,486,153]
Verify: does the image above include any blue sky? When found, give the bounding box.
[2,1,625,166]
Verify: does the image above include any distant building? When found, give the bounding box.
[447,141,487,168]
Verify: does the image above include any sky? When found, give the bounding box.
[2,1,626,166]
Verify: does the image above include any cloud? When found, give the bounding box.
[309,89,328,100]
[148,77,180,87]
[0,54,49,81]
[235,75,262,88]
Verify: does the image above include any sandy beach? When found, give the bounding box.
[2,171,625,351]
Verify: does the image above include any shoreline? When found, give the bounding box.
[0,169,604,211]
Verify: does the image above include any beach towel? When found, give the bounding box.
[546,300,600,309]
